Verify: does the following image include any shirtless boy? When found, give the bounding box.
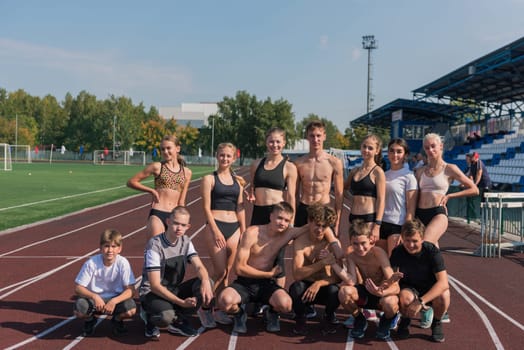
[337,220,400,340]
[289,202,344,335]
[217,202,308,334]
[294,120,344,235]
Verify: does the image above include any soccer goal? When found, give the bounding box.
[0,143,13,171]
[124,150,146,165]
[10,144,32,163]
[93,150,146,165]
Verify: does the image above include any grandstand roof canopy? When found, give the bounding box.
[351,98,478,128]
[413,36,524,104]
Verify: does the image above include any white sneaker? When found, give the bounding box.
[197,308,217,329]
[213,310,233,325]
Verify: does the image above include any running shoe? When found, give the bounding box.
[197,307,217,329]
[264,308,280,332]
[305,304,317,319]
[350,313,368,339]
[292,316,308,336]
[420,307,434,329]
[82,317,97,336]
[343,315,355,329]
[111,317,128,336]
[213,310,233,325]
[145,324,160,341]
[431,319,445,343]
[233,305,247,334]
[441,311,450,323]
[375,314,392,340]
[168,319,198,337]
[390,312,400,330]
[396,317,411,339]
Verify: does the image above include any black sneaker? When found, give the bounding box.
[321,317,338,335]
[168,319,198,337]
[292,316,308,336]
[264,308,280,332]
[396,317,411,340]
[145,323,160,340]
[305,304,317,319]
[350,313,368,339]
[82,317,97,336]
[324,312,339,325]
[375,314,392,340]
[111,317,128,336]
[233,305,247,334]
[431,319,445,343]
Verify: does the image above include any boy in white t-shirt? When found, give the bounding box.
[74,229,136,336]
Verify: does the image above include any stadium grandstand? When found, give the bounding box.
[346,36,524,255]
[350,36,524,192]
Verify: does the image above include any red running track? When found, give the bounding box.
[1,167,523,350]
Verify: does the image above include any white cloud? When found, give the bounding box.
[0,38,193,97]
[319,35,329,49]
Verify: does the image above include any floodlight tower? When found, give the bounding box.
[362,35,378,114]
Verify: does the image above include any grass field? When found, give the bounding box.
[0,162,214,232]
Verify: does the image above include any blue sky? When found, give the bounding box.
[1,0,523,131]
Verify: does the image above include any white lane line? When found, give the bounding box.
[449,278,504,350]
[0,186,131,212]
[344,331,354,350]
[449,275,524,331]
[176,327,205,350]
[60,316,107,350]
[0,205,149,257]
[4,316,78,350]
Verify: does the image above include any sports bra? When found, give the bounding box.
[253,157,286,191]
[154,162,186,191]
[211,171,240,211]
[419,165,450,195]
[350,165,377,198]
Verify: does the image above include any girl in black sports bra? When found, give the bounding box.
[202,143,246,324]
[344,134,386,243]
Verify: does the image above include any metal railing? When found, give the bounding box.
[479,192,524,258]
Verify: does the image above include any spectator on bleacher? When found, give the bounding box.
[413,153,426,172]
[415,133,478,248]
[468,152,491,202]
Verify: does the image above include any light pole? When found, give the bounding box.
[113,115,116,160]
[362,35,378,114]
[210,115,215,168]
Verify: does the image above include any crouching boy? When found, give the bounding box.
[74,229,137,336]
[390,219,450,343]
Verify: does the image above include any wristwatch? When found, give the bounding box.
[374,220,382,225]
[418,297,428,310]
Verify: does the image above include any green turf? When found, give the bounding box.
[0,162,213,232]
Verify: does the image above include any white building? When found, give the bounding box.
[158,102,218,128]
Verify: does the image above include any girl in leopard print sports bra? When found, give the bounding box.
[127,134,192,240]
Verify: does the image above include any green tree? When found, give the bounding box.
[215,91,296,163]
[296,114,347,149]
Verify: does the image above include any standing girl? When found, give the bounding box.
[248,127,298,224]
[201,143,246,325]
[345,134,386,243]
[415,133,478,246]
[127,135,192,240]
[379,138,418,256]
